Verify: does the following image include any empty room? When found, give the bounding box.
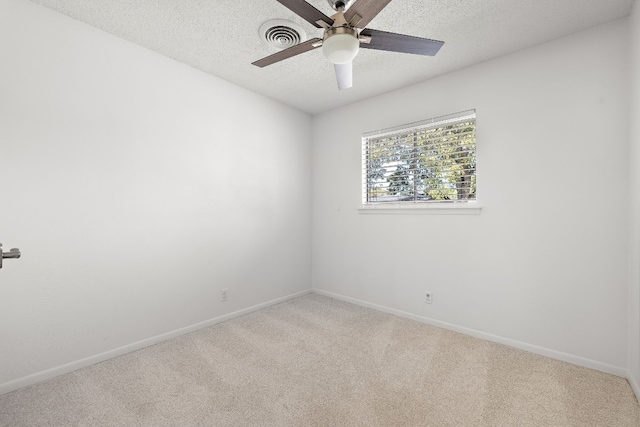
[1,0,640,425]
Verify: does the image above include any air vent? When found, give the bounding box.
[260,20,306,50]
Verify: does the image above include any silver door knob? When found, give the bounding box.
[0,243,21,269]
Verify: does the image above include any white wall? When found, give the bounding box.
[312,19,630,372]
[629,0,640,397]
[0,0,311,391]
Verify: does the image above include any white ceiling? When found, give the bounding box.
[28,0,634,114]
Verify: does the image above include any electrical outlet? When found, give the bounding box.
[221,288,229,302]
[425,292,433,304]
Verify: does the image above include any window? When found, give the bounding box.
[362,110,477,208]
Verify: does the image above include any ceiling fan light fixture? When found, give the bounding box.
[322,27,359,64]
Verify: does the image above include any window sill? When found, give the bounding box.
[358,203,482,215]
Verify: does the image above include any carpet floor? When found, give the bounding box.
[0,293,639,426]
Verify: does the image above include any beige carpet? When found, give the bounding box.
[0,294,638,426]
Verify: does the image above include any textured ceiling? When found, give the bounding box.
[28,0,634,114]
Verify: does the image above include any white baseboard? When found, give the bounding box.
[312,288,629,378]
[630,375,640,403]
[0,289,312,396]
[3,288,635,401]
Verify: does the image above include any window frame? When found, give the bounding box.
[360,110,481,215]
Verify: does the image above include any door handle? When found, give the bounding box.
[0,243,21,269]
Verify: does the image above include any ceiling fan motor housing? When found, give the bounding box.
[327,0,354,11]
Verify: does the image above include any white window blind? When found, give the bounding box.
[362,110,476,205]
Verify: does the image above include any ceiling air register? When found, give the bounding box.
[260,19,307,50]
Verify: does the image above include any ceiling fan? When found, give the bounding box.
[252,0,444,90]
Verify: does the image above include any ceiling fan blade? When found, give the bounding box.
[252,38,322,67]
[334,62,353,90]
[276,0,333,28]
[360,29,444,56]
[344,0,392,29]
